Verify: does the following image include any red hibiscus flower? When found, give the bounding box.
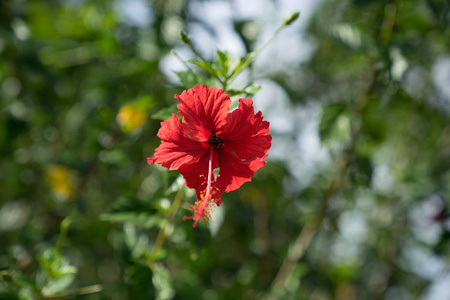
[148,84,271,227]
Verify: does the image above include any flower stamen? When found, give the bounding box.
[183,146,216,227]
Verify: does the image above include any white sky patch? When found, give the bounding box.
[372,164,394,192]
[295,104,328,172]
[252,0,322,72]
[331,235,360,263]
[399,237,450,300]
[403,242,446,280]
[409,195,444,245]
[252,80,295,134]
[338,210,368,243]
[232,0,272,20]
[252,80,329,191]
[188,1,246,58]
[425,273,450,300]
[160,0,321,82]
[115,0,153,27]
[432,56,450,103]
[159,46,194,85]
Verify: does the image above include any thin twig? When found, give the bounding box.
[41,284,102,299]
[268,151,350,298]
[149,184,186,265]
[266,63,381,299]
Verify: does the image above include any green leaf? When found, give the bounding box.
[122,223,153,263]
[35,247,78,297]
[38,252,77,278]
[174,71,212,89]
[351,155,373,186]
[101,196,165,229]
[152,104,178,121]
[215,50,239,78]
[151,263,174,300]
[319,103,348,143]
[228,52,257,83]
[125,266,155,300]
[216,50,230,76]
[332,23,362,49]
[100,212,162,228]
[352,0,378,6]
[231,83,262,96]
[243,83,263,96]
[41,274,76,297]
[107,196,156,214]
[362,110,387,143]
[1,270,13,282]
[134,95,155,110]
[144,248,167,262]
[187,59,220,78]
[5,273,37,291]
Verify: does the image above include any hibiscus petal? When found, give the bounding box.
[218,98,272,161]
[147,113,209,170]
[216,147,269,193]
[176,84,231,141]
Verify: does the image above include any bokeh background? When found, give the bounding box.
[1,0,450,299]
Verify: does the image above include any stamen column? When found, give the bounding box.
[183,146,215,227]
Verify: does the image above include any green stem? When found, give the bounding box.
[180,31,224,85]
[151,185,186,255]
[227,12,300,85]
[171,49,196,73]
[55,217,71,254]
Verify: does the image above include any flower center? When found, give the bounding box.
[210,131,223,148]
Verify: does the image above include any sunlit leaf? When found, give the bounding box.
[151,263,174,300]
[215,50,239,78]
[41,274,76,297]
[187,59,220,78]
[227,83,262,98]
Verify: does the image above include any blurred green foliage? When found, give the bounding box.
[1,0,450,299]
